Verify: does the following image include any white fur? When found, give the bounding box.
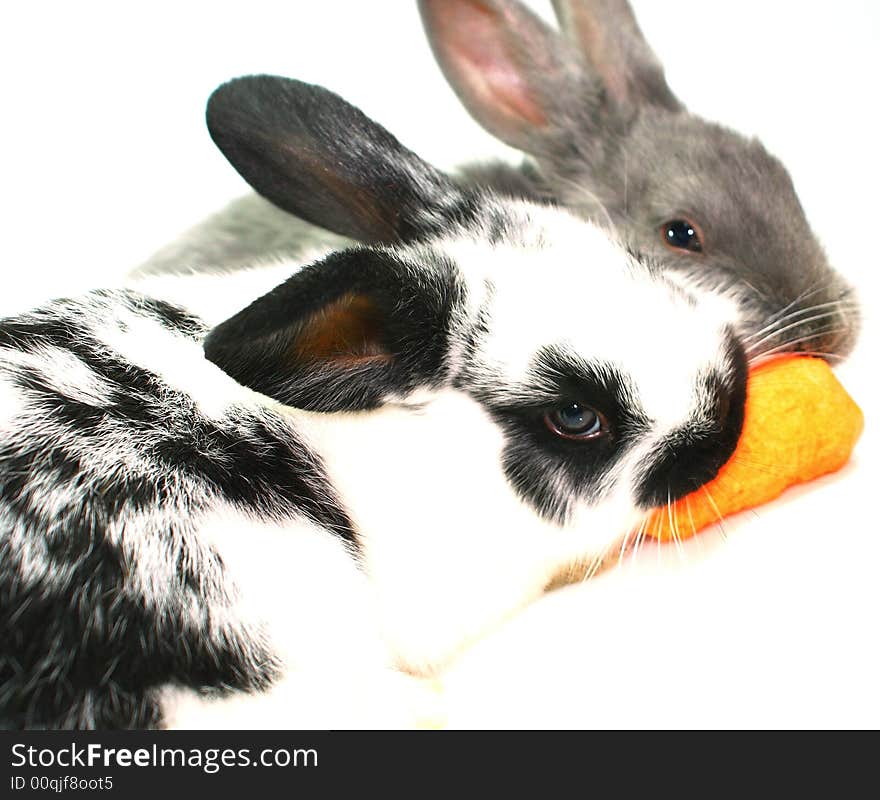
[0,372,22,432]
[435,202,739,433]
[0,346,115,407]
[161,508,445,729]
[303,390,649,671]
[94,306,261,421]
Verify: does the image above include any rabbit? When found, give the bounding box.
[0,76,747,729]
[417,0,860,362]
[134,0,859,367]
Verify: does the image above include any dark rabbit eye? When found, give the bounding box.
[544,402,606,440]
[662,219,703,253]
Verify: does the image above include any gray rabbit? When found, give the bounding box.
[136,0,859,363]
[419,0,860,361]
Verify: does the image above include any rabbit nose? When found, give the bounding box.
[636,430,733,510]
[635,338,748,510]
[748,285,861,361]
[818,289,861,359]
[778,308,859,361]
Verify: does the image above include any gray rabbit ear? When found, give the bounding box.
[418,0,579,154]
[551,0,683,111]
[206,76,465,244]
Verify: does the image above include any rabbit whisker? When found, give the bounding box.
[701,486,727,542]
[745,311,844,354]
[742,298,854,344]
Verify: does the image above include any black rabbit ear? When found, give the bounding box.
[204,248,464,412]
[206,76,468,244]
[418,0,579,154]
[551,0,683,111]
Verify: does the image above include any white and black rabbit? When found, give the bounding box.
[136,0,860,363]
[0,77,746,729]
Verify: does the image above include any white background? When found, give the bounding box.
[2,1,878,728]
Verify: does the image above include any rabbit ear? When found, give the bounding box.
[551,0,682,111]
[418,0,579,154]
[203,248,462,412]
[206,76,467,244]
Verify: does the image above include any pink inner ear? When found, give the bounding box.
[430,0,549,129]
[459,48,549,127]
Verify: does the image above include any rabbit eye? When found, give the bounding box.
[544,402,606,440]
[662,219,703,253]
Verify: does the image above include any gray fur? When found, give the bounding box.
[132,194,353,279]
[418,0,860,358]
